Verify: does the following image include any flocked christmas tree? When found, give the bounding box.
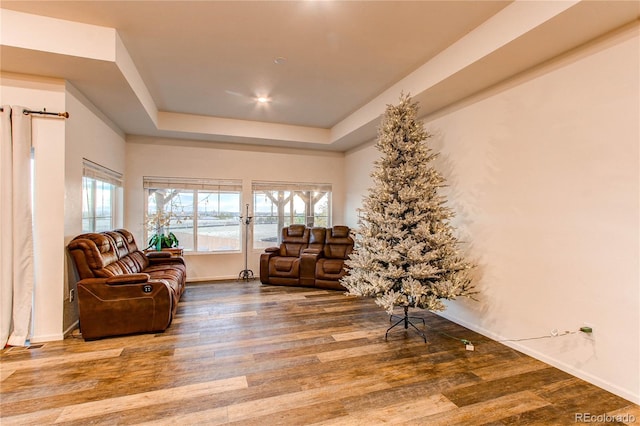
[340,94,475,339]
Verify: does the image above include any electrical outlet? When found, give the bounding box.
[581,322,595,340]
[69,289,75,302]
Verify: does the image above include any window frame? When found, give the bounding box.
[143,176,243,253]
[82,159,123,233]
[252,181,332,249]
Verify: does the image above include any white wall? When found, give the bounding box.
[64,82,126,333]
[125,137,345,281]
[0,74,127,341]
[344,27,639,403]
[1,73,66,343]
[344,140,378,227]
[64,83,126,239]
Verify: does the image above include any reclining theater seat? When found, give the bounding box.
[315,226,354,290]
[260,225,354,290]
[260,224,310,286]
[67,229,186,340]
[299,227,326,286]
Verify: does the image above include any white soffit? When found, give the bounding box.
[1,2,638,151]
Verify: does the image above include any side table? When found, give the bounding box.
[145,247,184,258]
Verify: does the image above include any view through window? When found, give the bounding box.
[252,181,331,250]
[144,177,242,252]
[82,159,123,232]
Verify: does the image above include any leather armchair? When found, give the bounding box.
[315,226,354,290]
[259,224,309,286]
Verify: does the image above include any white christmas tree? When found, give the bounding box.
[341,94,475,323]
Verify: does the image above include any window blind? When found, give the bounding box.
[144,176,242,192]
[252,181,332,192]
[83,159,123,187]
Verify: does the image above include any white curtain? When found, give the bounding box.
[0,106,35,348]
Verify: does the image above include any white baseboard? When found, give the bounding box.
[28,321,79,344]
[63,320,79,337]
[436,311,640,405]
[29,333,64,344]
[187,275,255,283]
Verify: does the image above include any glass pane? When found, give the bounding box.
[291,193,307,225]
[147,189,194,251]
[82,176,115,232]
[81,177,94,232]
[197,191,240,251]
[146,188,241,252]
[253,190,292,248]
[94,180,113,232]
[313,192,330,228]
[253,188,332,248]
[169,191,194,251]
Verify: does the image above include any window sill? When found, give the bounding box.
[183,250,242,256]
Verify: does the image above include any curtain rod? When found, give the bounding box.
[24,109,70,119]
[0,107,69,118]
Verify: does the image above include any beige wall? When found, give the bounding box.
[0,75,127,340]
[63,83,126,333]
[344,26,639,403]
[1,73,66,342]
[125,137,345,280]
[343,139,378,227]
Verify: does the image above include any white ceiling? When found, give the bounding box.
[1,1,638,151]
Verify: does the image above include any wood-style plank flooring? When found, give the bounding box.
[1,281,638,425]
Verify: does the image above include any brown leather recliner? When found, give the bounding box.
[299,227,326,286]
[67,229,186,340]
[260,224,309,286]
[315,226,354,290]
[260,225,353,290]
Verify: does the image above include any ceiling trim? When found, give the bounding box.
[157,111,331,145]
[330,0,580,145]
[3,1,635,151]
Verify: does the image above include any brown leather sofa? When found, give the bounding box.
[260,225,354,290]
[67,229,186,340]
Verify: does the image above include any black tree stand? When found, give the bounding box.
[238,204,254,281]
[386,306,427,343]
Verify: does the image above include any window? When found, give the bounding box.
[82,159,123,232]
[252,181,331,249]
[144,177,242,252]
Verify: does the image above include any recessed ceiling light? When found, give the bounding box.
[273,56,287,65]
[257,96,269,104]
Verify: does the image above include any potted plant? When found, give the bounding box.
[145,210,180,251]
[147,231,179,251]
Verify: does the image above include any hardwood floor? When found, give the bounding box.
[1,281,638,425]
